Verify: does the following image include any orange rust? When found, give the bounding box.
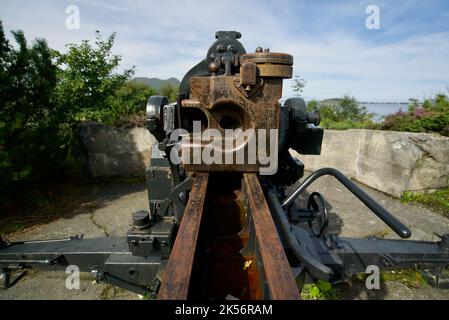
[182,75,283,173]
[157,173,209,300]
[158,172,299,300]
[243,173,300,300]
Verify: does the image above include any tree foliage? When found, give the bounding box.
[309,95,374,129]
[292,76,307,97]
[0,23,65,188]
[0,22,160,203]
[106,82,158,127]
[159,83,179,102]
[55,31,134,120]
[380,93,449,136]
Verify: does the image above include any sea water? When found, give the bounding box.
[361,103,409,122]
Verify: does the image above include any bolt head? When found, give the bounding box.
[208,62,219,73]
[132,210,151,229]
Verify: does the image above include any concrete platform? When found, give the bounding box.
[0,177,448,300]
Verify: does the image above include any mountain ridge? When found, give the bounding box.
[131,77,181,90]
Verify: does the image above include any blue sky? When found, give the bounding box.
[1,0,448,101]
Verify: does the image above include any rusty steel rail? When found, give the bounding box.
[243,173,300,300]
[158,173,209,300]
[158,172,299,300]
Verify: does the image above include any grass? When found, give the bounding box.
[401,188,449,217]
[364,229,390,239]
[0,221,26,235]
[381,270,427,289]
[354,269,427,289]
[300,280,342,300]
[300,268,429,300]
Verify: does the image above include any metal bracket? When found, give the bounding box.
[159,178,193,220]
[1,269,27,290]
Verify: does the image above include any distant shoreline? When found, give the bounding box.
[302,98,411,105]
[360,101,409,105]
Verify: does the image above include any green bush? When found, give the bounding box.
[301,280,340,300]
[55,31,133,113]
[380,94,449,136]
[0,22,160,210]
[159,83,178,103]
[105,82,158,127]
[308,95,375,130]
[54,31,166,127]
[0,22,78,208]
[74,82,158,127]
[0,24,67,183]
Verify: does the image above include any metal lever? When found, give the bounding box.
[281,168,412,239]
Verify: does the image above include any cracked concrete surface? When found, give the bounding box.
[1,177,448,300]
[294,173,449,300]
[0,180,147,300]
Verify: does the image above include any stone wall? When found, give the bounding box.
[78,122,156,178]
[292,129,449,197]
[78,122,449,197]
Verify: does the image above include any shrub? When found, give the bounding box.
[105,82,158,127]
[380,94,449,136]
[0,22,78,209]
[309,95,375,130]
[0,22,150,210]
[159,82,179,102]
[0,24,67,182]
[55,31,134,125]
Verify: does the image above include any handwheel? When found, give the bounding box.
[307,192,329,237]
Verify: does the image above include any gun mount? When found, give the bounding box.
[1,31,449,300]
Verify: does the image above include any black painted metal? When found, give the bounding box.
[179,31,246,97]
[281,167,412,239]
[0,233,170,294]
[1,31,449,297]
[332,236,449,273]
[266,184,449,285]
[267,189,334,280]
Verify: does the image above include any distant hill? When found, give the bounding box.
[131,77,180,90]
[320,98,344,105]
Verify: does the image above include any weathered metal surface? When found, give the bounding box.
[189,76,282,131]
[256,64,293,78]
[243,173,300,300]
[240,62,257,86]
[241,52,294,78]
[157,173,209,300]
[181,75,283,173]
[157,172,300,300]
[202,173,263,300]
[240,52,294,65]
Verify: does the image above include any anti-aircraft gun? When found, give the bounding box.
[1,31,449,300]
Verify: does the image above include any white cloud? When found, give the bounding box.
[1,0,448,101]
[280,31,449,101]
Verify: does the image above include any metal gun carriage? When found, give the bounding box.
[1,31,448,300]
